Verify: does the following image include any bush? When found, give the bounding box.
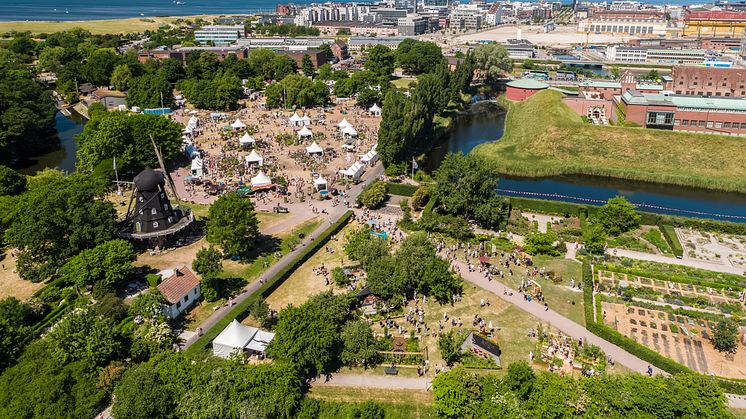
[411,186,429,209]
[358,180,387,209]
[659,224,683,257]
[385,182,418,197]
[332,267,348,287]
[145,274,160,287]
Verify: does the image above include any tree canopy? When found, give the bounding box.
[61,239,135,292]
[0,165,26,196]
[471,43,513,83]
[594,196,641,236]
[206,192,260,257]
[76,110,183,175]
[365,45,395,77]
[396,39,444,75]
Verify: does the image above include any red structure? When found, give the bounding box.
[670,65,746,97]
[506,79,549,101]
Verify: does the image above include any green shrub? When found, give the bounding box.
[358,180,387,209]
[385,182,418,197]
[658,224,683,257]
[145,273,160,287]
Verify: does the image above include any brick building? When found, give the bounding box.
[670,65,746,97]
[276,50,327,68]
[578,70,664,99]
[505,79,549,101]
[616,90,746,135]
[138,47,249,64]
[330,40,349,61]
[683,11,746,38]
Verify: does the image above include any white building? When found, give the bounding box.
[194,25,245,46]
[605,45,648,63]
[156,267,201,319]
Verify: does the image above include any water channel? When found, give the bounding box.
[426,103,746,223]
[14,110,84,175]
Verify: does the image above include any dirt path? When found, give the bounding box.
[608,248,746,275]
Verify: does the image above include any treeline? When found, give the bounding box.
[250,22,321,37]
[378,40,475,173]
[433,363,732,419]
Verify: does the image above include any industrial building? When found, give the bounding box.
[194,25,246,46]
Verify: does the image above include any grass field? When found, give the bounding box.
[0,14,240,35]
[309,387,435,419]
[471,90,746,193]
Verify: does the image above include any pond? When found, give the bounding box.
[14,110,85,175]
[426,103,746,223]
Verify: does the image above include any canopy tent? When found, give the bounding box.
[212,319,275,358]
[306,141,323,155]
[342,125,358,137]
[251,171,272,187]
[337,118,352,130]
[297,125,313,139]
[288,113,303,126]
[183,125,195,135]
[187,115,199,127]
[369,103,382,116]
[245,149,264,166]
[231,119,246,129]
[239,132,255,146]
[190,156,204,177]
[361,147,379,165]
[314,176,328,191]
[339,161,365,181]
[300,114,311,126]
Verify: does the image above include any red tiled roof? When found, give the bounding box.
[157,266,200,304]
[686,11,746,21]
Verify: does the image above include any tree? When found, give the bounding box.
[595,196,640,236]
[265,303,340,377]
[61,239,135,291]
[431,153,507,229]
[110,63,133,91]
[422,256,462,303]
[712,319,738,353]
[332,266,348,287]
[45,307,122,366]
[340,320,380,367]
[76,111,183,174]
[113,364,175,419]
[318,63,334,80]
[7,174,116,282]
[365,44,395,77]
[126,73,173,108]
[438,331,462,366]
[129,288,168,323]
[192,246,223,279]
[206,192,260,257]
[645,69,660,81]
[432,368,470,419]
[0,297,40,371]
[523,231,561,256]
[471,44,512,84]
[504,361,535,400]
[193,246,223,302]
[396,39,444,75]
[583,224,607,254]
[82,48,119,86]
[302,54,315,77]
[0,165,26,196]
[357,180,387,208]
[250,298,270,327]
[366,255,399,299]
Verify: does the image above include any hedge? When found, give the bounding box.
[507,196,592,218]
[658,224,684,258]
[385,182,418,197]
[582,261,746,395]
[185,210,354,355]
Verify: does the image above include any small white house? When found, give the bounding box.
[157,266,201,319]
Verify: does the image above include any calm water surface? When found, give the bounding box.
[428,103,746,223]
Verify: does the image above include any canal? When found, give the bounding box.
[14,110,84,175]
[426,102,746,223]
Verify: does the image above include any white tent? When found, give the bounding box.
[297,125,313,139]
[314,176,328,191]
[183,125,194,134]
[369,103,382,116]
[306,141,323,155]
[337,118,352,129]
[231,119,246,129]
[245,149,264,166]
[251,171,272,187]
[301,114,311,126]
[212,319,275,358]
[239,132,255,146]
[342,125,358,137]
[190,156,204,177]
[361,147,379,165]
[288,113,303,126]
[188,115,199,127]
[339,161,365,181]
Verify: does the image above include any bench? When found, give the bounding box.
[384,366,398,375]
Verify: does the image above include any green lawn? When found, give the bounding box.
[472,90,746,193]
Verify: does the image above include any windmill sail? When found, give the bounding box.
[149,135,180,203]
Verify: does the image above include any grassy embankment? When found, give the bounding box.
[471,90,746,194]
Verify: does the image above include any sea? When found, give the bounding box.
[0,0,701,22]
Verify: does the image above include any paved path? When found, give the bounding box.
[608,248,746,275]
[315,374,431,391]
[448,258,665,377]
[96,164,383,419]
[181,164,384,350]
